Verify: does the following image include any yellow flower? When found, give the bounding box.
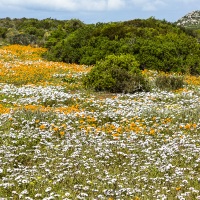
[184,123,191,130]
[116,127,122,133]
[192,123,197,129]
[39,124,46,130]
[53,127,59,132]
[112,133,119,137]
[61,124,67,128]
[60,131,65,136]
[130,122,137,130]
[176,187,181,191]
[150,129,155,135]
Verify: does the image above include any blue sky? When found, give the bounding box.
[0,0,199,24]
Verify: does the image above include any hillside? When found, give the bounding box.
[0,16,200,74]
[176,10,200,29]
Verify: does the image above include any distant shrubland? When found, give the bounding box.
[0,16,200,75]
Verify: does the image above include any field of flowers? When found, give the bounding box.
[0,45,200,199]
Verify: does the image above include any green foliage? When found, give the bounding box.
[155,74,185,91]
[83,54,150,93]
[136,33,200,74]
[0,17,200,75]
[42,18,200,75]
[44,24,95,63]
[64,19,85,33]
[0,18,84,47]
[93,22,127,40]
[0,27,7,38]
[24,27,45,38]
[9,33,37,45]
[44,25,68,49]
[79,36,123,65]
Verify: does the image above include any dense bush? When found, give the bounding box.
[43,24,95,63]
[42,18,200,75]
[136,33,200,74]
[0,18,84,48]
[9,33,37,45]
[83,54,150,93]
[0,27,7,38]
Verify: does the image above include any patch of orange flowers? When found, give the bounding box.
[0,104,10,114]
[185,75,200,86]
[0,45,91,85]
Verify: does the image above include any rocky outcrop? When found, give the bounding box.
[176,10,200,28]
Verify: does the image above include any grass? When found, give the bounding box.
[0,45,200,199]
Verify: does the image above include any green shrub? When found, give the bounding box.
[155,74,185,91]
[83,54,150,93]
[136,33,200,74]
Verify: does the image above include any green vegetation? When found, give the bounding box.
[83,54,150,93]
[43,17,200,75]
[155,74,185,91]
[0,16,200,75]
[0,17,82,46]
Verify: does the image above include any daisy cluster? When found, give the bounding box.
[0,45,200,199]
[0,83,200,199]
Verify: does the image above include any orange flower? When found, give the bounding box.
[130,122,137,130]
[192,123,197,129]
[61,124,67,128]
[150,129,155,135]
[176,187,181,191]
[39,124,46,130]
[184,123,191,130]
[0,45,90,86]
[53,127,59,132]
[112,133,119,137]
[116,127,122,133]
[60,131,65,136]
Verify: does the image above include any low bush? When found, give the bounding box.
[155,74,185,91]
[83,54,150,93]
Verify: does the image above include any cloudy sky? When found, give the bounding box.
[0,0,199,23]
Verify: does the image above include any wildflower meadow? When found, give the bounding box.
[0,45,200,199]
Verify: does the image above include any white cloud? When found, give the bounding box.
[2,0,197,13]
[131,0,167,11]
[175,0,198,3]
[1,0,126,11]
[108,0,126,10]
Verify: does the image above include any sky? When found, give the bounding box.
[0,0,199,24]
